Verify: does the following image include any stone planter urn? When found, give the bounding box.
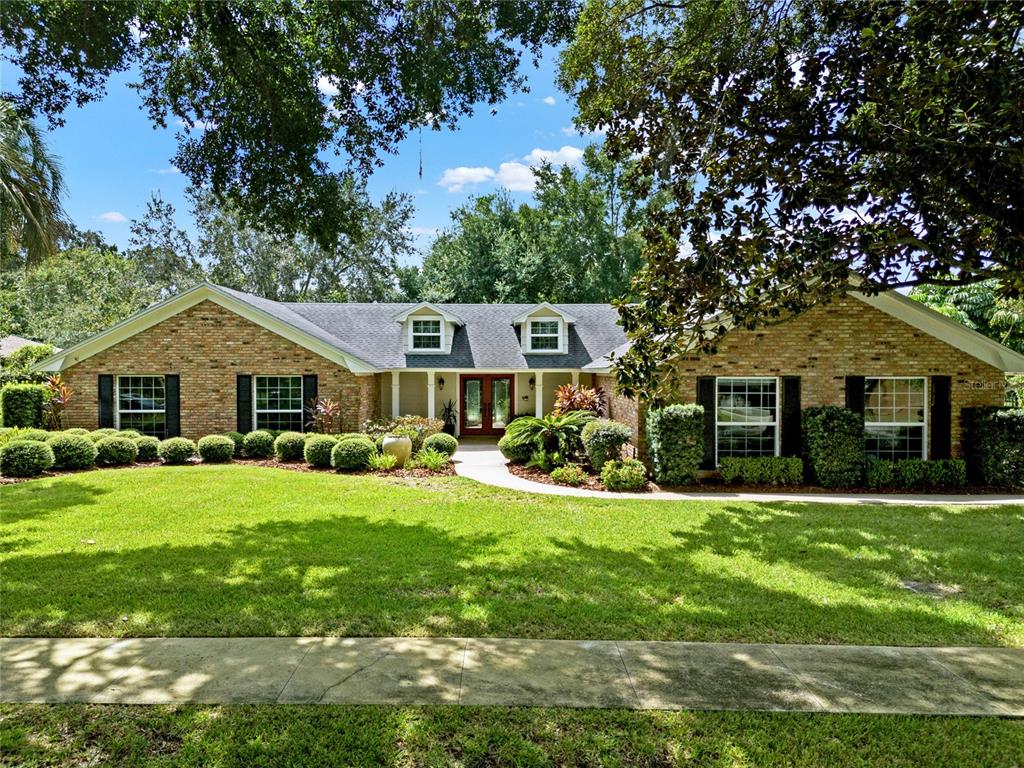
[381,434,413,467]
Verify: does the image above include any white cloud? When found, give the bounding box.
[561,124,607,138]
[542,96,556,105]
[150,166,181,175]
[523,145,585,167]
[494,162,536,192]
[316,75,340,97]
[407,226,439,237]
[97,211,127,223]
[438,166,496,192]
[175,117,217,131]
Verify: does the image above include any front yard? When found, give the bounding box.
[2,465,1022,646]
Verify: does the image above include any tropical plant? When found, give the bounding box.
[552,384,605,416]
[501,410,596,462]
[367,451,398,471]
[41,373,72,430]
[410,447,450,472]
[440,399,458,434]
[0,99,67,267]
[306,396,343,434]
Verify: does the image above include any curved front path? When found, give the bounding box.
[453,440,1024,506]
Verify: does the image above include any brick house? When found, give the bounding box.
[32,282,1024,463]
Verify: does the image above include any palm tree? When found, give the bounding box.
[0,98,67,267]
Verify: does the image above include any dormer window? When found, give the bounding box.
[411,319,442,350]
[529,320,561,352]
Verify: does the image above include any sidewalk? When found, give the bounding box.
[453,441,1024,506]
[3,636,1021,715]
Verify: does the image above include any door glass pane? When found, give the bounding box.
[491,379,510,429]
[464,380,482,428]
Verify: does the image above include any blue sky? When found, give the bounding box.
[31,46,596,264]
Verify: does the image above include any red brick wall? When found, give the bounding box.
[60,300,378,439]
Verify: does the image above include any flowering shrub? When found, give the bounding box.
[363,415,443,451]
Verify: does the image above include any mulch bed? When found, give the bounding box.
[507,463,656,493]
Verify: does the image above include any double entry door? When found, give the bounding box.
[460,374,514,435]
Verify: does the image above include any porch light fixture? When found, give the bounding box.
[529,376,535,391]
[438,376,445,391]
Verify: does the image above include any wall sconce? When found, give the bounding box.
[528,376,535,391]
[438,376,445,391]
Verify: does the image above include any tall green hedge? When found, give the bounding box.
[0,383,47,428]
[801,406,864,488]
[963,407,1024,488]
[645,404,704,485]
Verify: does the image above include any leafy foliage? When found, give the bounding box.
[497,430,535,465]
[133,435,160,462]
[718,457,803,486]
[198,435,235,463]
[0,343,53,388]
[502,410,596,463]
[600,458,647,491]
[95,436,138,466]
[552,383,605,416]
[963,408,1024,488]
[367,451,398,471]
[273,431,306,462]
[158,437,195,465]
[422,432,458,458]
[241,430,274,459]
[0,438,53,477]
[44,433,96,470]
[0,382,45,428]
[363,416,442,453]
[331,436,375,471]
[550,463,588,487]
[645,404,704,485]
[410,447,450,472]
[580,418,631,469]
[562,0,1024,398]
[41,374,72,430]
[2,2,575,249]
[801,407,865,489]
[303,434,337,469]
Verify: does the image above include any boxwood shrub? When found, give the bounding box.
[0,439,54,477]
[928,458,967,489]
[273,431,306,461]
[45,433,97,470]
[198,434,235,463]
[866,458,967,490]
[223,431,244,454]
[63,428,90,436]
[865,459,895,489]
[963,407,1024,487]
[303,435,338,468]
[95,436,138,466]
[422,432,458,457]
[600,458,648,491]
[133,435,161,461]
[117,429,142,439]
[0,383,46,428]
[718,456,803,485]
[242,430,275,459]
[88,428,119,442]
[801,406,864,488]
[645,404,704,485]
[581,418,632,469]
[497,432,534,464]
[331,436,376,471]
[18,429,51,442]
[158,437,196,465]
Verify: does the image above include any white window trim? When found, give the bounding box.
[526,317,563,354]
[407,318,445,353]
[115,374,166,431]
[253,375,305,432]
[714,376,780,465]
[863,376,928,460]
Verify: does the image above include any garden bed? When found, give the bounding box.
[507,462,655,493]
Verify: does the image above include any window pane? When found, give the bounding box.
[412,334,441,349]
[119,412,167,439]
[464,380,482,428]
[530,335,560,350]
[412,319,441,334]
[866,425,924,460]
[717,378,776,423]
[864,378,925,424]
[532,320,559,335]
[118,376,165,412]
[717,425,777,458]
[256,412,304,431]
[256,376,302,411]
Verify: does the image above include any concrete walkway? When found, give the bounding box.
[453,440,1024,506]
[3,637,1021,715]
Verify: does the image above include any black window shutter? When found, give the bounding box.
[781,376,802,457]
[844,375,865,414]
[98,374,114,428]
[164,374,180,438]
[237,374,252,433]
[302,374,318,433]
[696,376,716,469]
[931,375,952,459]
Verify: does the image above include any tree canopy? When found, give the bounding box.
[560,0,1024,398]
[1,0,576,249]
[417,145,646,303]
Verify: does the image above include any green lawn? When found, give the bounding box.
[1,465,1022,646]
[2,704,1022,767]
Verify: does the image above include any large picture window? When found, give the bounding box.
[529,319,560,351]
[117,375,166,437]
[255,376,304,431]
[716,377,778,462]
[864,377,926,460]
[411,319,442,350]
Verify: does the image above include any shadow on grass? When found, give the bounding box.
[2,497,1022,645]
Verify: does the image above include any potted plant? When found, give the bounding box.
[441,399,458,436]
[381,427,415,467]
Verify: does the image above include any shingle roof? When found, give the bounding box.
[0,334,52,356]
[213,286,626,370]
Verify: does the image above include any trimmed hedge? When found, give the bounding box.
[88,428,118,442]
[718,456,803,486]
[645,404,704,485]
[0,439,54,477]
[866,458,967,490]
[422,432,458,457]
[498,432,534,464]
[963,407,1024,488]
[242,430,275,459]
[95,436,138,466]
[600,458,648,491]
[273,431,306,461]
[158,437,196,465]
[134,435,161,461]
[581,418,632,469]
[117,429,142,439]
[331,436,376,471]
[18,429,51,442]
[198,435,235,463]
[303,435,338,468]
[45,433,97,470]
[63,428,90,436]
[0,383,46,428]
[223,431,245,454]
[801,406,864,488]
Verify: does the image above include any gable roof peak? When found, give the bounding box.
[511,301,579,325]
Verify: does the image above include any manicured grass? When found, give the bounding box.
[1,465,1022,645]
[2,704,1022,767]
